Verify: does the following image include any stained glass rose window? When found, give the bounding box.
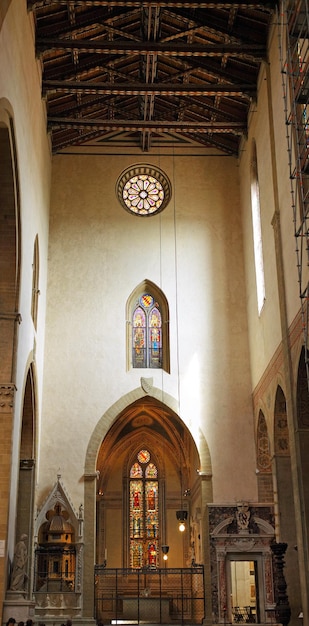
[116,164,172,216]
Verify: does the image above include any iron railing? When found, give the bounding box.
[94,566,205,624]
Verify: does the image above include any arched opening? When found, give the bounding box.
[10,364,37,595]
[94,395,206,624]
[273,385,301,623]
[0,111,21,594]
[0,116,21,381]
[83,387,212,622]
[96,396,201,569]
[296,346,309,581]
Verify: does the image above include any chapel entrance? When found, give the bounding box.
[230,560,258,623]
[95,396,205,570]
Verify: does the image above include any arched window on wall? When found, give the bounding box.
[127,281,170,372]
[129,450,159,568]
[251,140,265,315]
[31,235,40,330]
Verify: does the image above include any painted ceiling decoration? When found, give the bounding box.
[27,1,277,156]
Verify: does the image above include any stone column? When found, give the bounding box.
[271,541,291,626]
[83,473,97,621]
[0,384,15,616]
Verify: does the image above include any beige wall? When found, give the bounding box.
[239,21,301,391]
[40,151,257,512]
[1,1,307,621]
[0,0,51,610]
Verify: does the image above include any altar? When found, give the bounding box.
[119,596,171,622]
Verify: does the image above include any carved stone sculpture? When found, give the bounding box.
[9,534,28,591]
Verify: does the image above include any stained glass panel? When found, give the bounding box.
[146,481,157,511]
[133,306,146,368]
[130,462,143,478]
[137,450,150,464]
[129,456,159,568]
[146,542,157,567]
[145,463,157,478]
[140,294,154,308]
[131,480,143,511]
[149,307,162,368]
[122,174,165,216]
[116,165,172,218]
[131,541,144,569]
[132,299,162,369]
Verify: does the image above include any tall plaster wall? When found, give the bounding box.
[40,153,257,511]
[0,0,51,596]
[239,20,301,391]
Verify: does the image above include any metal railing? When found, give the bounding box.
[94,566,205,624]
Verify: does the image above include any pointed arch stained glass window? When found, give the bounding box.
[129,450,159,568]
[127,281,170,373]
[133,295,162,368]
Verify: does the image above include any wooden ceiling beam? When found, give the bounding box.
[43,80,255,97]
[29,1,276,9]
[47,117,246,134]
[37,38,266,60]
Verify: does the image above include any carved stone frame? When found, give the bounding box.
[209,504,275,624]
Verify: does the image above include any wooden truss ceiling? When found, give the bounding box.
[27,1,277,156]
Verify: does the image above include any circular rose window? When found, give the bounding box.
[116,164,172,216]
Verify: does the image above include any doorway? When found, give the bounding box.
[229,559,259,623]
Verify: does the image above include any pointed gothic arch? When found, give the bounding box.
[13,363,37,594]
[83,386,212,617]
[273,384,301,621]
[96,395,200,568]
[0,104,22,594]
[295,346,309,577]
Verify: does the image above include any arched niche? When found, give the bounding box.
[0,105,21,598]
[274,384,301,623]
[12,364,37,596]
[82,385,212,619]
[96,395,204,569]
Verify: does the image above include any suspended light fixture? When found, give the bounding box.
[162,545,169,561]
[176,447,188,532]
[176,509,188,532]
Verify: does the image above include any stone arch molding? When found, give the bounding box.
[84,384,211,477]
[209,503,276,623]
[211,513,274,539]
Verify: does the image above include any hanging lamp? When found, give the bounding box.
[176,510,187,532]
